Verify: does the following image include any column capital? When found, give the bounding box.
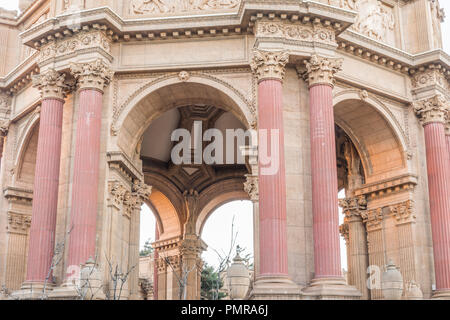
[303,54,343,88]
[32,69,70,101]
[70,59,114,92]
[244,174,259,202]
[338,196,367,221]
[413,95,449,126]
[250,49,289,83]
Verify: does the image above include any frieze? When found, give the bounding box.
[38,29,112,65]
[255,20,337,47]
[129,0,240,15]
[410,65,450,93]
[322,0,395,43]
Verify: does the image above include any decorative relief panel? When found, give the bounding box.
[255,20,336,47]
[129,0,240,15]
[7,213,32,235]
[322,0,395,44]
[38,30,111,65]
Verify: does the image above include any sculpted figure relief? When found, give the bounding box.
[130,0,240,14]
[324,0,395,43]
[354,0,394,42]
[327,0,358,10]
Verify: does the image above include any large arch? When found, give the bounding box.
[115,74,255,159]
[196,178,249,236]
[333,91,409,184]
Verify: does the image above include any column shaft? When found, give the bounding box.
[257,79,288,277]
[26,98,64,283]
[309,84,342,278]
[423,122,450,291]
[67,89,103,268]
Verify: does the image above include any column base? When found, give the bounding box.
[432,289,450,300]
[248,276,302,300]
[302,277,361,300]
[10,282,54,300]
[47,282,80,300]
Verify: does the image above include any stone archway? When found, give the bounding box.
[112,77,255,300]
[333,96,424,299]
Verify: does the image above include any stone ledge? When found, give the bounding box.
[302,277,362,300]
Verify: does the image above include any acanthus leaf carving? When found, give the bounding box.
[413,95,448,126]
[32,69,70,100]
[390,200,415,224]
[303,54,343,88]
[7,213,32,234]
[250,49,289,83]
[71,59,114,92]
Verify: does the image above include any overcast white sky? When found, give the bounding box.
[1,0,449,270]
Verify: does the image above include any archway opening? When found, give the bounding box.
[200,200,254,300]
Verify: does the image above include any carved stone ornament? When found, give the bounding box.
[32,69,70,100]
[7,213,31,234]
[243,174,258,202]
[413,95,448,126]
[390,200,415,224]
[361,207,383,232]
[0,119,10,137]
[410,67,450,93]
[70,59,114,92]
[303,54,343,88]
[339,222,349,243]
[130,0,240,15]
[255,20,336,47]
[250,49,289,83]
[108,180,127,207]
[339,195,367,220]
[38,30,111,65]
[133,180,153,205]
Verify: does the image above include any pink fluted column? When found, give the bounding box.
[423,122,450,293]
[26,98,64,283]
[257,79,289,277]
[153,225,159,300]
[66,89,104,269]
[309,83,342,279]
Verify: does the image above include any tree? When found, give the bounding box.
[139,238,153,256]
[200,264,227,300]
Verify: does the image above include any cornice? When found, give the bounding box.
[0,3,447,96]
[353,174,418,199]
[20,4,355,49]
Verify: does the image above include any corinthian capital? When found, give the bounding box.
[250,49,289,83]
[303,55,343,88]
[32,69,70,101]
[413,95,449,126]
[70,59,114,92]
